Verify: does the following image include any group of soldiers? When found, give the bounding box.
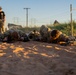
[27,25,75,45]
[39,25,72,45]
[0,25,75,46]
[0,6,75,45]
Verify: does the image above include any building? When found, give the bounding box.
[8,23,22,30]
[53,20,60,26]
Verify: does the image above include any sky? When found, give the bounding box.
[0,0,76,27]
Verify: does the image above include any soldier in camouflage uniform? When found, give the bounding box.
[40,25,70,45]
[28,30,41,41]
[50,29,70,45]
[2,29,29,43]
[40,25,51,42]
[0,6,5,33]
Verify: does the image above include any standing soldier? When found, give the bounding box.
[0,6,5,33]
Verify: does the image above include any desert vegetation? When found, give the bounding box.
[19,21,76,36]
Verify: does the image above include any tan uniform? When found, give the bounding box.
[0,20,4,33]
[0,9,5,33]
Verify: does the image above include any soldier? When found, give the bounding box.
[17,30,29,42]
[50,29,70,45]
[0,6,5,33]
[40,25,51,42]
[2,29,29,43]
[2,30,18,43]
[28,30,41,41]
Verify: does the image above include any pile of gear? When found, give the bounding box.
[0,25,75,46]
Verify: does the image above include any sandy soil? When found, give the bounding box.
[0,41,76,75]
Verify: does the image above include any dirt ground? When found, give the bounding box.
[0,41,76,75]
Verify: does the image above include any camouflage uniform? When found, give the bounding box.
[16,30,29,41]
[2,29,29,42]
[40,25,69,44]
[50,29,69,44]
[0,7,5,33]
[0,20,4,33]
[28,30,41,41]
[40,25,51,42]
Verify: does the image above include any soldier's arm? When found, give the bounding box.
[3,11,6,22]
[3,13,5,22]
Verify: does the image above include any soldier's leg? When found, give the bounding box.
[2,25,4,33]
[2,22,5,33]
[0,21,2,33]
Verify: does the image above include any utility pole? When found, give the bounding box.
[70,4,73,36]
[23,8,30,27]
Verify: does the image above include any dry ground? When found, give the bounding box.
[0,41,76,75]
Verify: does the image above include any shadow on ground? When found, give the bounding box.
[0,41,76,75]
